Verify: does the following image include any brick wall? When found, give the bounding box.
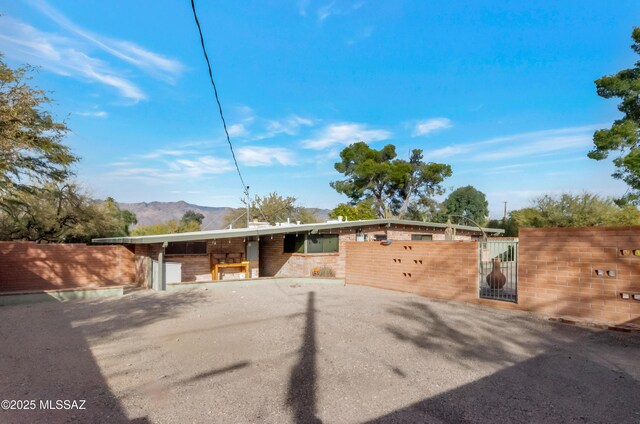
[257,224,465,278]
[344,227,640,327]
[345,241,478,303]
[0,242,137,293]
[518,227,640,326]
[133,244,151,288]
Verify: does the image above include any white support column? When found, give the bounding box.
[157,241,168,291]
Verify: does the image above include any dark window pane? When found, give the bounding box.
[373,234,387,241]
[284,234,304,253]
[166,241,207,255]
[411,234,433,241]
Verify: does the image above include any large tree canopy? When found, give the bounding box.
[0,184,137,242]
[330,142,452,218]
[0,57,78,197]
[589,28,640,203]
[443,185,489,225]
[0,58,139,243]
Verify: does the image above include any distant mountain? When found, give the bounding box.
[118,201,330,230]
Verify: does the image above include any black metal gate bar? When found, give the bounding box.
[479,240,518,302]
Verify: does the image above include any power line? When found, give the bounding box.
[189,0,248,198]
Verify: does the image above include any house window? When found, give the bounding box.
[307,234,339,253]
[166,241,208,255]
[283,234,339,253]
[411,234,433,241]
[284,234,305,253]
[373,234,387,241]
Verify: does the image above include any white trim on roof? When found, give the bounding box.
[92,218,504,245]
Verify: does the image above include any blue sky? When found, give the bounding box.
[1,0,638,217]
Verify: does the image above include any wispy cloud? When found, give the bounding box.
[172,157,235,177]
[237,146,295,166]
[227,109,315,141]
[0,1,184,102]
[412,118,453,136]
[140,149,199,160]
[75,110,108,118]
[0,17,146,101]
[302,122,391,149]
[317,2,338,22]
[427,124,602,161]
[228,124,248,137]
[109,155,234,181]
[29,0,185,82]
[255,115,315,140]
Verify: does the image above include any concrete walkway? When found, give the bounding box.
[1,281,639,423]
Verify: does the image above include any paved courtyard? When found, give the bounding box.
[1,280,639,423]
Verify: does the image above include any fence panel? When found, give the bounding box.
[479,240,518,302]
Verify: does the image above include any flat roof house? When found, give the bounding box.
[93,218,504,290]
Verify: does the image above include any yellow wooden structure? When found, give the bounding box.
[212,261,250,281]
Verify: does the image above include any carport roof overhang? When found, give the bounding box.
[91,218,504,245]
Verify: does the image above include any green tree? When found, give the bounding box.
[222,192,319,228]
[329,199,378,221]
[442,185,489,224]
[130,220,180,236]
[589,27,640,203]
[510,193,640,229]
[404,196,447,222]
[0,184,137,242]
[181,210,205,225]
[103,197,137,237]
[0,57,78,199]
[486,218,519,237]
[331,142,452,218]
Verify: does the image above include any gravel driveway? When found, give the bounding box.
[1,280,639,423]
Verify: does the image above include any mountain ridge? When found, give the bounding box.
[118,201,330,230]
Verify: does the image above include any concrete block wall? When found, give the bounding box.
[0,242,136,293]
[518,227,640,326]
[345,241,478,303]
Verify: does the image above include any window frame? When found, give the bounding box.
[283,233,339,254]
[411,234,433,241]
[165,241,208,256]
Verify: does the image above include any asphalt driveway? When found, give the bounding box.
[1,280,639,423]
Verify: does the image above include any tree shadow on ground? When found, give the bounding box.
[384,298,570,368]
[376,297,640,423]
[0,289,209,423]
[365,329,640,423]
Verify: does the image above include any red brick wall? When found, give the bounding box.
[0,242,137,293]
[344,227,640,327]
[345,241,479,303]
[257,224,463,278]
[133,244,151,287]
[518,227,640,326]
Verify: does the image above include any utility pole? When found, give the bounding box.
[246,186,250,228]
[503,201,508,226]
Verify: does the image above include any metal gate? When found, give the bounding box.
[479,240,518,302]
